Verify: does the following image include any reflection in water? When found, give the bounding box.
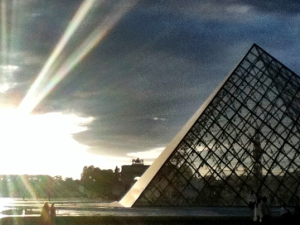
[0,197,268,217]
[0,198,122,217]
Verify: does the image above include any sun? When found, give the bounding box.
[0,108,94,177]
[0,0,138,178]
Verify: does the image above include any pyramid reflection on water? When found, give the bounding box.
[120,44,300,207]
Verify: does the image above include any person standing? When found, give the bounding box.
[41,202,50,225]
[248,190,257,221]
[255,198,263,223]
[50,203,56,224]
[261,196,272,223]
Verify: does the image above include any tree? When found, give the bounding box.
[80,165,118,199]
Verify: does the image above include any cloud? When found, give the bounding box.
[127,147,165,160]
[59,0,300,159]
[239,0,300,15]
[226,5,252,14]
[153,117,167,121]
[137,0,255,22]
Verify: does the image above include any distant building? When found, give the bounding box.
[121,158,150,190]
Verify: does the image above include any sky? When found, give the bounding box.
[1,0,300,179]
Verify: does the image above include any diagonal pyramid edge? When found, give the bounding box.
[119,43,300,207]
[119,44,260,207]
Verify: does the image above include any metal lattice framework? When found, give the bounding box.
[120,44,300,207]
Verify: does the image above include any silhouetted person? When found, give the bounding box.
[248,190,257,221]
[50,203,56,224]
[261,196,272,223]
[249,190,256,208]
[41,202,50,225]
[255,198,263,222]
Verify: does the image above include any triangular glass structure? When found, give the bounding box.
[120,44,300,207]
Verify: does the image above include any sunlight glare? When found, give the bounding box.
[0,65,19,93]
[0,65,18,72]
[0,108,94,178]
[1,0,7,65]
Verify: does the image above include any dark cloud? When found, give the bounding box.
[239,0,300,15]
[2,0,300,160]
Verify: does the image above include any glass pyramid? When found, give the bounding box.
[120,44,300,207]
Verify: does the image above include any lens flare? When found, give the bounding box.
[1,0,7,65]
[19,175,38,199]
[10,0,20,62]
[19,0,137,114]
[19,0,98,113]
[39,2,137,109]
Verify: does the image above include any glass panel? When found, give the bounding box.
[133,44,300,207]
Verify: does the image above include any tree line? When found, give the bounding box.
[0,165,126,201]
